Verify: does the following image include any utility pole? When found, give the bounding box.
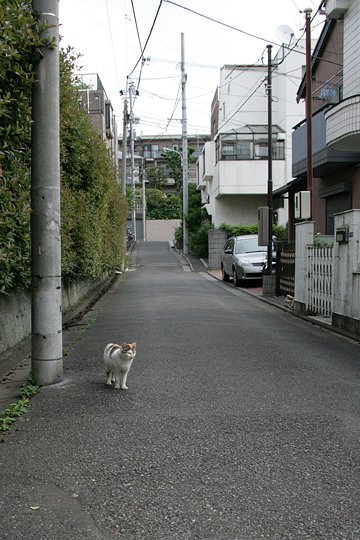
[121,91,128,267]
[181,33,189,256]
[140,159,146,241]
[305,7,313,216]
[31,0,62,386]
[266,44,273,275]
[121,95,128,197]
[128,81,136,240]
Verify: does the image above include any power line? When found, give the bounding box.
[127,0,163,78]
[130,0,143,54]
[105,0,121,88]
[162,1,342,69]
[162,0,291,50]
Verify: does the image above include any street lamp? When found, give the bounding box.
[162,147,188,255]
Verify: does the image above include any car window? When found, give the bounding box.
[235,237,266,255]
[224,239,234,252]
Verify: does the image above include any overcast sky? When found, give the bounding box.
[59,0,325,137]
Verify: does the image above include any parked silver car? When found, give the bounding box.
[220,234,269,286]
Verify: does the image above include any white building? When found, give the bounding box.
[197,43,306,228]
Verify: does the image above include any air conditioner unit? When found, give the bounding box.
[294,191,311,219]
[325,0,348,19]
[277,132,286,142]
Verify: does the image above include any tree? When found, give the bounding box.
[146,189,182,219]
[175,183,211,257]
[161,147,195,194]
[145,165,167,190]
[0,2,127,292]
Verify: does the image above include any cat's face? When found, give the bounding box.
[120,342,137,356]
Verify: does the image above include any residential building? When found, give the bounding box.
[280,0,360,240]
[118,133,210,194]
[196,43,306,229]
[77,73,118,172]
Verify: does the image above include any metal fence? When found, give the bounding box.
[306,245,333,317]
[276,243,295,297]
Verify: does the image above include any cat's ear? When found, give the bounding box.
[130,342,137,349]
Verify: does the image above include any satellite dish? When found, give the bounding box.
[276,24,295,45]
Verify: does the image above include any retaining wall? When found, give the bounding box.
[0,274,113,367]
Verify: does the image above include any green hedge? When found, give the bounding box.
[0,2,127,293]
[219,223,288,240]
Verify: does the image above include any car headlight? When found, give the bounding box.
[236,259,253,266]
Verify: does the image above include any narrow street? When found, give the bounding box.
[1,241,360,539]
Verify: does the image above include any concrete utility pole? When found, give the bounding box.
[31,0,62,385]
[120,92,128,268]
[305,7,313,215]
[266,44,273,275]
[181,33,189,256]
[140,159,146,241]
[129,82,137,240]
[121,95,128,197]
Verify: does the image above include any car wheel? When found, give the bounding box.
[233,267,241,287]
[221,265,230,282]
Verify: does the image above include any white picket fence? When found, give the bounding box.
[306,245,334,317]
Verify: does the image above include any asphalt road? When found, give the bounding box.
[1,241,360,539]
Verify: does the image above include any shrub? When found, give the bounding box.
[219,223,288,240]
[189,222,212,258]
[0,6,127,293]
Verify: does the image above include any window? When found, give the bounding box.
[143,144,160,158]
[216,127,285,162]
[105,102,112,130]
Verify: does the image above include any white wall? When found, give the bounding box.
[213,160,288,197]
[213,195,267,227]
[146,219,181,242]
[343,0,360,97]
[333,210,360,320]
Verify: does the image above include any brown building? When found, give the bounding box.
[276,3,360,240]
[118,133,210,194]
[77,73,118,171]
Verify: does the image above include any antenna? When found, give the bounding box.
[276,25,295,46]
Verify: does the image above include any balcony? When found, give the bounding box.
[324,0,348,19]
[213,159,286,198]
[325,96,360,152]
[292,107,360,177]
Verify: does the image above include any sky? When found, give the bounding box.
[59,0,325,137]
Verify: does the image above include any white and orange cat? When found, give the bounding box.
[103,342,137,390]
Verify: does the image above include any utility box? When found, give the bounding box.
[258,206,269,246]
[294,191,311,219]
[336,226,349,243]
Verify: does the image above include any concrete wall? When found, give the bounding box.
[208,228,227,269]
[0,275,113,361]
[293,210,360,338]
[332,209,360,335]
[146,219,181,242]
[212,194,267,228]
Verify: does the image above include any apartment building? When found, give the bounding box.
[196,42,306,228]
[77,73,118,171]
[118,133,210,194]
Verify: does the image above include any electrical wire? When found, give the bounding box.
[218,3,330,132]
[127,0,163,78]
[162,0,291,50]
[131,0,143,53]
[105,0,121,88]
